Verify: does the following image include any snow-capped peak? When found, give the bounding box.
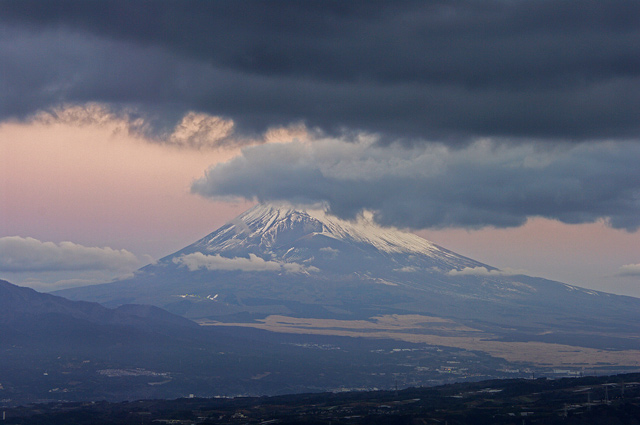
[232,203,439,255]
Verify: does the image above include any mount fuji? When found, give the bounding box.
[58,203,640,359]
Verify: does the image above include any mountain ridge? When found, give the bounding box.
[55,203,640,356]
[0,278,197,331]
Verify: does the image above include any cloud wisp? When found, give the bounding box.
[192,137,640,231]
[0,236,139,272]
[173,253,318,274]
[617,264,640,278]
[447,266,529,278]
[1,1,640,143]
[26,103,311,150]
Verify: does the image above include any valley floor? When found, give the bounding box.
[199,314,640,369]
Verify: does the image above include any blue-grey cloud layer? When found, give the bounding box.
[192,139,640,231]
[2,0,640,142]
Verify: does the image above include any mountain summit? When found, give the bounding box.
[58,203,640,351]
[191,203,443,256]
[169,203,484,278]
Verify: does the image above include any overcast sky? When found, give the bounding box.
[1,1,639,296]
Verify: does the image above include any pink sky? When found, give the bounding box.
[1,113,250,254]
[1,106,639,297]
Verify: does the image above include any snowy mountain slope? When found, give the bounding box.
[57,203,640,346]
[195,203,443,256]
[116,204,528,308]
[169,203,486,276]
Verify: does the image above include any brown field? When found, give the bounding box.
[199,314,640,368]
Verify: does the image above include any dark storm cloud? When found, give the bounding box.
[2,0,640,142]
[192,139,640,231]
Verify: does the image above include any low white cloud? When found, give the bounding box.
[173,252,318,274]
[394,266,418,273]
[282,262,320,274]
[447,266,528,277]
[0,236,139,272]
[319,247,339,257]
[617,263,640,277]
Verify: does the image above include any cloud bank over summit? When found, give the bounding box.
[192,138,640,231]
